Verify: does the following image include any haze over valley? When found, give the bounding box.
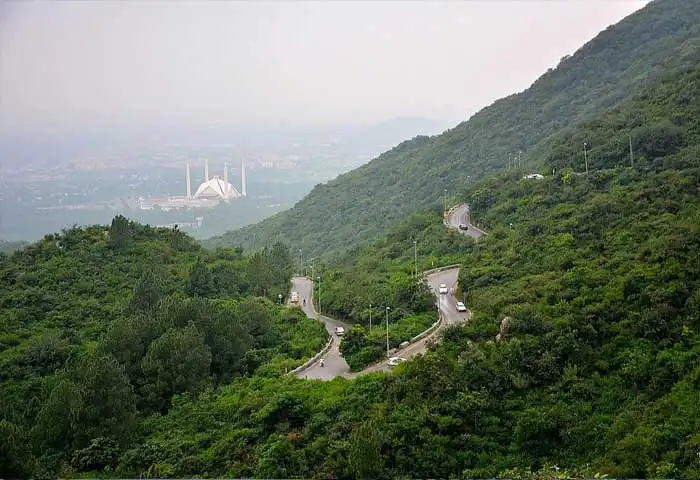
[1,0,647,243]
[0,117,451,241]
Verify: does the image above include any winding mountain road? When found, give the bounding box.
[293,203,486,381]
[446,204,488,239]
[291,276,352,380]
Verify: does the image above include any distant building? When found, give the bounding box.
[187,159,246,201]
[136,160,247,211]
[523,173,544,180]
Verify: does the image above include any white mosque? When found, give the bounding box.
[136,159,247,211]
[187,159,247,201]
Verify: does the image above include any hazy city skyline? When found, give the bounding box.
[1,1,650,134]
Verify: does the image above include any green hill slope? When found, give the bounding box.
[107,61,700,479]
[0,217,327,478]
[209,0,700,260]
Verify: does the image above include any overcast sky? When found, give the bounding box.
[1,0,650,134]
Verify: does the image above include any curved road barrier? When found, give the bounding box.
[289,334,334,376]
[287,204,485,381]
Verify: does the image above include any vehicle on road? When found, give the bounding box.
[290,291,299,303]
[438,283,448,294]
[458,224,468,231]
[456,301,467,312]
[335,326,345,336]
[388,357,406,367]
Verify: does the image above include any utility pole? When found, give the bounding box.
[299,249,303,277]
[629,134,634,167]
[413,240,418,278]
[369,303,373,332]
[583,142,589,174]
[518,150,522,169]
[386,306,391,358]
[444,189,447,212]
[508,153,512,170]
[317,276,321,315]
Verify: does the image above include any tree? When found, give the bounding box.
[129,269,165,313]
[186,257,215,297]
[0,420,31,479]
[99,314,162,384]
[141,325,212,412]
[109,215,132,249]
[349,416,386,479]
[68,352,138,448]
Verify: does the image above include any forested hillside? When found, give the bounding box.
[209,0,700,261]
[104,61,700,480]
[0,216,327,478]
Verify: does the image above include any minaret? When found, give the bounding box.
[204,159,209,182]
[186,161,192,198]
[241,159,247,196]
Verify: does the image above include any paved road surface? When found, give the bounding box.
[291,276,352,380]
[345,267,467,377]
[291,203,484,380]
[446,204,487,239]
[292,267,467,380]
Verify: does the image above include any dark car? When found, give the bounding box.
[458,224,468,231]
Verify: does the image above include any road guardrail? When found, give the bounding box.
[289,266,463,378]
[288,334,333,376]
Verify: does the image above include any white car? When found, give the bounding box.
[335,326,345,336]
[388,357,406,367]
[438,283,448,294]
[456,301,467,312]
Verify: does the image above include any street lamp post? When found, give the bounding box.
[386,306,391,358]
[277,294,282,305]
[413,240,418,278]
[317,276,321,315]
[583,142,589,174]
[369,303,373,332]
[299,249,303,277]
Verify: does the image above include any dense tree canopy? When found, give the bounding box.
[0,222,326,477]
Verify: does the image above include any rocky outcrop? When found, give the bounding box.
[495,316,511,342]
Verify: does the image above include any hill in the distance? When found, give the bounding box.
[208,0,700,261]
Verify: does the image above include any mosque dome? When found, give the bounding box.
[194,175,241,200]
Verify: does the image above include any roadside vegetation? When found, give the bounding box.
[0,216,326,478]
[318,213,474,370]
